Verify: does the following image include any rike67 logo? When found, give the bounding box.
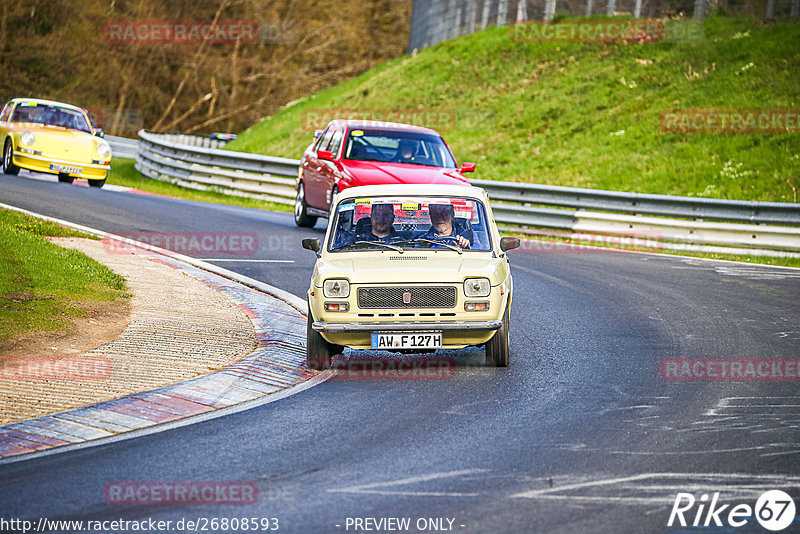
[668,490,796,531]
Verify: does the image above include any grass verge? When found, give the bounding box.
[226,16,800,202]
[0,208,129,343]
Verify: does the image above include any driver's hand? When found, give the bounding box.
[455,235,470,248]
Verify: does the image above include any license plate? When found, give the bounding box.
[50,164,82,174]
[371,332,442,349]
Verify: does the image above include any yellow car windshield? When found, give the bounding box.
[11,104,92,133]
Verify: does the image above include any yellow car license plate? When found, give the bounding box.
[371,332,443,349]
[50,164,82,174]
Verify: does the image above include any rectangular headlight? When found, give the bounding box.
[323,279,350,298]
[464,278,490,297]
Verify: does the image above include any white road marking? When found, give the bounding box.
[512,473,800,504]
[328,468,488,497]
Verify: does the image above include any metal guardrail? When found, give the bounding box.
[132,131,800,254]
[135,130,297,205]
[106,134,138,160]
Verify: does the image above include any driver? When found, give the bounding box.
[423,204,472,249]
[43,107,60,127]
[396,140,416,163]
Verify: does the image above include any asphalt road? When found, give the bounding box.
[2,172,800,534]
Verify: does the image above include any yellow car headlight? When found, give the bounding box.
[323,279,350,298]
[20,131,35,146]
[96,140,112,160]
[464,278,491,297]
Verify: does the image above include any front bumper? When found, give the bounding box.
[312,319,504,349]
[13,151,110,179]
[312,320,502,332]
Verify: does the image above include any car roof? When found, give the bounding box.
[8,98,86,113]
[328,119,439,135]
[336,184,487,201]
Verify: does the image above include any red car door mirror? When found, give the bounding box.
[460,162,476,173]
[318,150,334,161]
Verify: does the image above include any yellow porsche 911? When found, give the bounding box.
[1,98,112,187]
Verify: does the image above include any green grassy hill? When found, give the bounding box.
[226,16,800,202]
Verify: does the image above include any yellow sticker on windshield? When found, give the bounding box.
[21,102,37,107]
[401,202,420,211]
[355,198,371,205]
[351,130,364,136]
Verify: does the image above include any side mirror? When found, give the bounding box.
[318,150,334,161]
[94,129,105,138]
[302,238,321,253]
[460,162,476,173]
[500,236,520,252]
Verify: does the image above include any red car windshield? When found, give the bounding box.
[10,103,92,133]
[342,129,457,168]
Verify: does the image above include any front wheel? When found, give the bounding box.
[57,173,74,184]
[88,178,106,188]
[3,140,19,175]
[294,182,317,228]
[485,306,510,367]
[307,310,341,370]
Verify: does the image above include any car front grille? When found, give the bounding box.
[357,286,457,309]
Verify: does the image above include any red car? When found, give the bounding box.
[294,120,475,227]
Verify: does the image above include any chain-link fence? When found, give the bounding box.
[409,0,799,51]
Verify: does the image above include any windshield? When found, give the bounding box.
[329,195,492,252]
[343,128,457,168]
[10,103,92,133]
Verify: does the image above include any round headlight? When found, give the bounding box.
[323,279,350,298]
[464,278,491,297]
[96,141,112,160]
[20,131,35,146]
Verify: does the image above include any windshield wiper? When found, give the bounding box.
[341,240,404,253]
[393,238,462,254]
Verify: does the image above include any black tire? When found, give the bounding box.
[485,305,510,367]
[3,139,19,175]
[57,173,74,184]
[307,310,336,370]
[88,178,106,188]
[294,182,317,228]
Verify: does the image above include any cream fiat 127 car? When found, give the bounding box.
[302,183,520,369]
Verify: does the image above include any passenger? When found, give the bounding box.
[333,203,399,248]
[357,203,399,242]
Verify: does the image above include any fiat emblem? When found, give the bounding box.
[403,291,411,304]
